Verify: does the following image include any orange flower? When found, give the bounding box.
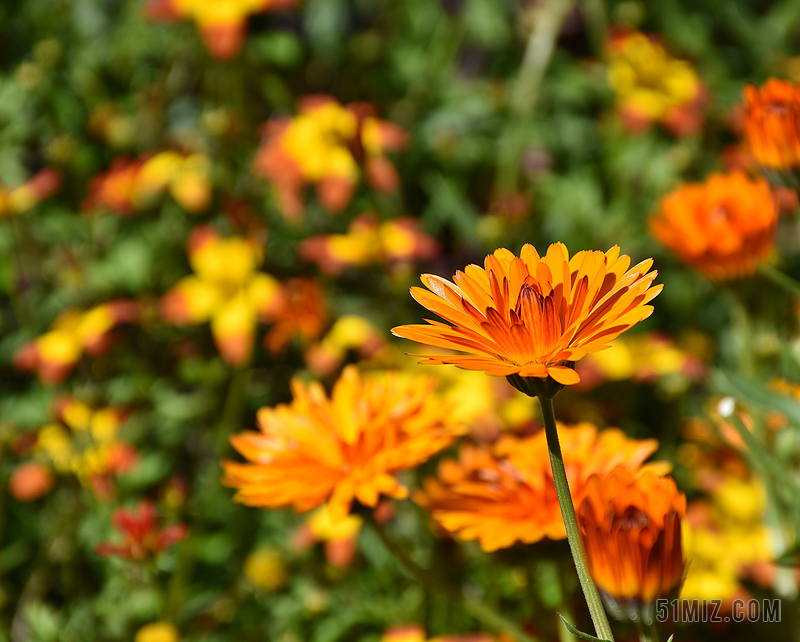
[392,243,662,386]
[222,366,464,519]
[254,96,407,220]
[9,462,54,502]
[0,168,61,218]
[304,315,386,377]
[83,151,211,215]
[145,0,298,60]
[13,300,140,384]
[416,422,667,551]
[743,79,800,170]
[382,625,495,642]
[262,277,328,353]
[650,171,778,280]
[160,225,281,365]
[577,467,685,615]
[300,213,438,275]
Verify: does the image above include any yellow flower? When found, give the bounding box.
[244,547,289,591]
[135,621,180,642]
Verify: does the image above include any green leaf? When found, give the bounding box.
[557,614,611,642]
[710,369,800,426]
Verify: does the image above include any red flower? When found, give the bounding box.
[95,501,188,560]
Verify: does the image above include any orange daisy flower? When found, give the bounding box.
[416,422,668,551]
[577,467,685,615]
[743,79,800,171]
[650,171,778,280]
[222,366,464,519]
[392,243,662,386]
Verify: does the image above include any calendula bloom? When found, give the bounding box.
[254,96,407,220]
[0,168,61,218]
[575,331,706,389]
[262,277,328,353]
[83,151,211,215]
[300,213,438,275]
[392,243,662,386]
[296,503,364,568]
[382,624,494,642]
[33,397,137,498]
[13,300,140,384]
[577,467,685,618]
[244,547,289,591]
[416,422,668,551]
[160,225,281,366]
[145,0,297,60]
[222,366,464,519]
[304,315,386,376]
[651,171,778,280]
[606,27,706,136]
[742,79,800,171]
[95,500,188,560]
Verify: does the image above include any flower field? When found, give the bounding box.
[2,1,800,641]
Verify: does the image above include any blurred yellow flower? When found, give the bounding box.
[244,547,289,591]
[135,621,180,642]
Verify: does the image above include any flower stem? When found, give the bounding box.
[538,395,615,642]
[364,513,540,642]
[635,619,659,642]
[757,263,800,298]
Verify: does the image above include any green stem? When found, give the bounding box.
[216,365,248,454]
[757,263,800,298]
[538,396,615,642]
[364,514,540,642]
[635,619,659,642]
[495,0,574,193]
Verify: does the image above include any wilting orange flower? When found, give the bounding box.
[606,27,706,136]
[14,300,140,384]
[650,171,778,280]
[95,500,188,560]
[743,79,800,171]
[160,225,281,366]
[222,366,464,519]
[254,96,407,220]
[392,243,662,386]
[83,151,211,215]
[578,467,685,617]
[300,213,438,275]
[0,168,61,218]
[416,422,667,551]
[145,0,298,60]
[262,277,328,353]
[382,624,495,642]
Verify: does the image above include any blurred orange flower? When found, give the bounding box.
[222,366,464,519]
[416,422,668,551]
[160,225,281,366]
[145,0,298,60]
[382,625,495,642]
[577,467,685,614]
[304,314,386,377]
[262,277,328,353]
[9,462,54,502]
[13,300,140,384]
[83,151,211,215]
[743,79,800,171]
[0,168,61,218]
[254,96,407,220]
[606,27,706,136]
[392,243,662,386]
[300,213,438,275]
[95,500,188,560]
[650,171,778,280]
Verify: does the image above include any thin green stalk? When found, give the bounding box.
[364,514,540,642]
[757,263,800,298]
[635,619,659,642]
[215,365,249,454]
[539,396,615,642]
